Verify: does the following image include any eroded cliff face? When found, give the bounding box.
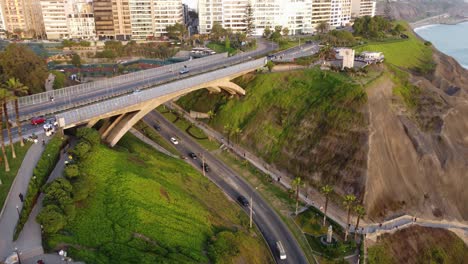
[377,0,468,22]
[364,51,468,222]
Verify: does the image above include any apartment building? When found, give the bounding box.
[113,0,131,40]
[311,0,332,29]
[0,0,44,38]
[41,0,70,39]
[0,3,6,37]
[128,0,153,40]
[153,0,183,36]
[68,0,96,39]
[330,0,351,27]
[94,0,115,39]
[351,0,376,17]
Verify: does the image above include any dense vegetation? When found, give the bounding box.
[367,226,468,264]
[43,130,271,263]
[0,44,48,94]
[14,134,66,239]
[177,69,368,196]
[95,41,177,59]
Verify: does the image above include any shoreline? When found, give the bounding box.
[410,13,468,29]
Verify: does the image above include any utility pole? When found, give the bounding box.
[14,248,22,264]
[249,195,253,228]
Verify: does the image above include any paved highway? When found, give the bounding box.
[143,111,308,264]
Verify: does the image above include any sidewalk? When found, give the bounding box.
[0,136,49,261]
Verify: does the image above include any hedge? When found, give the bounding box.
[13,134,67,240]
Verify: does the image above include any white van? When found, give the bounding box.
[276,241,287,260]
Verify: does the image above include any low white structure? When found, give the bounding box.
[338,48,355,69]
[360,51,384,63]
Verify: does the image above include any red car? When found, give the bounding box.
[31,117,46,125]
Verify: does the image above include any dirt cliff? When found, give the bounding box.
[364,50,468,222]
[377,0,468,22]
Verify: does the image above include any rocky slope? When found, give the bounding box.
[377,0,468,22]
[364,50,468,222]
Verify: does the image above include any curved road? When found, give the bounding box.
[143,111,308,264]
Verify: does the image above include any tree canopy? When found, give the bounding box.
[353,16,392,38]
[0,44,48,94]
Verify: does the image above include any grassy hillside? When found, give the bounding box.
[178,69,368,197]
[367,226,468,264]
[47,134,271,264]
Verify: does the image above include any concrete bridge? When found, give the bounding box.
[55,58,266,146]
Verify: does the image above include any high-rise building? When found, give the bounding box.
[94,0,115,39]
[128,0,153,40]
[1,0,44,38]
[112,0,131,40]
[199,0,313,35]
[351,0,376,17]
[311,0,332,29]
[0,3,6,37]
[68,0,96,39]
[330,0,351,27]
[40,0,69,39]
[153,0,183,36]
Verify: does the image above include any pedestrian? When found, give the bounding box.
[19,193,24,203]
[42,139,46,146]
[277,176,281,182]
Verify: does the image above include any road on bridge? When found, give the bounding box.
[143,111,309,264]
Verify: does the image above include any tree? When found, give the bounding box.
[393,24,405,35]
[72,177,91,202]
[225,36,231,50]
[0,90,9,172]
[343,194,356,241]
[292,177,304,215]
[64,164,80,180]
[318,45,336,61]
[4,78,28,147]
[223,124,233,145]
[282,27,289,36]
[13,28,23,38]
[0,90,15,159]
[354,205,366,240]
[263,26,272,38]
[266,60,274,72]
[245,3,255,36]
[76,127,100,146]
[316,21,329,34]
[0,44,48,94]
[210,22,227,41]
[274,25,282,34]
[36,205,66,234]
[165,23,188,43]
[320,185,333,226]
[71,141,91,160]
[71,53,81,68]
[233,126,242,143]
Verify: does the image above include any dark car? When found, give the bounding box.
[153,124,161,131]
[237,195,249,207]
[31,117,46,125]
[201,163,210,172]
[189,152,197,159]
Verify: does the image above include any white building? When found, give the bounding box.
[337,48,354,69]
[199,0,313,35]
[128,0,153,40]
[153,0,183,36]
[0,3,6,38]
[40,0,70,39]
[68,0,96,39]
[351,0,376,17]
[330,0,351,28]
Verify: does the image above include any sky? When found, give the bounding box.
[183,0,197,9]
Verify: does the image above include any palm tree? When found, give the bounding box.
[4,78,28,147]
[320,185,333,226]
[316,21,329,34]
[0,90,11,171]
[0,89,16,158]
[292,177,304,215]
[233,126,242,143]
[354,205,366,240]
[223,124,233,145]
[343,194,356,241]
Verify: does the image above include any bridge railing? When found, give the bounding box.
[57,58,266,127]
[16,53,229,108]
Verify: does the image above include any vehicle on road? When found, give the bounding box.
[189,152,197,159]
[201,163,210,172]
[179,66,189,74]
[276,241,287,260]
[237,195,249,207]
[46,117,58,127]
[153,124,161,131]
[31,117,46,125]
[170,137,179,144]
[132,89,141,94]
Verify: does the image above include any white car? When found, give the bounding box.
[170,137,179,145]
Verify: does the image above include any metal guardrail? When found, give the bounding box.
[15,53,229,108]
[57,58,266,127]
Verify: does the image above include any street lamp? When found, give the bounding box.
[15,205,20,218]
[14,247,22,264]
[249,187,258,229]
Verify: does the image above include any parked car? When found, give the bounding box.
[201,163,210,172]
[170,137,179,145]
[189,152,197,160]
[237,195,249,207]
[31,117,46,125]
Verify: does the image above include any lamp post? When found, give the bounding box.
[14,247,22,264]
[249,187,258,229]
[15,205,20,218]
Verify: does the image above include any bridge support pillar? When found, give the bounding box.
[101,113,128,139]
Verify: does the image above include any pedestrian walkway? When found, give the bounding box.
[0,136,49,261]
[164,102,468,238]
[129,128,178,158]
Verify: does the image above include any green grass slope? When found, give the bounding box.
[47,134,271,264]
[178,69,368,197]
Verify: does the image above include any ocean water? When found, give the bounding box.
[415,22,468,69]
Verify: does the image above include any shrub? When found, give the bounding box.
[64,164,80,180]
[14,135,66,240]
[42,178,73,209]
[51,70,66,89]
[76,127,101,146]
[207,231,240,263]
[72,177,91,202]
[36,205,66,234]
[71,141,91,159]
